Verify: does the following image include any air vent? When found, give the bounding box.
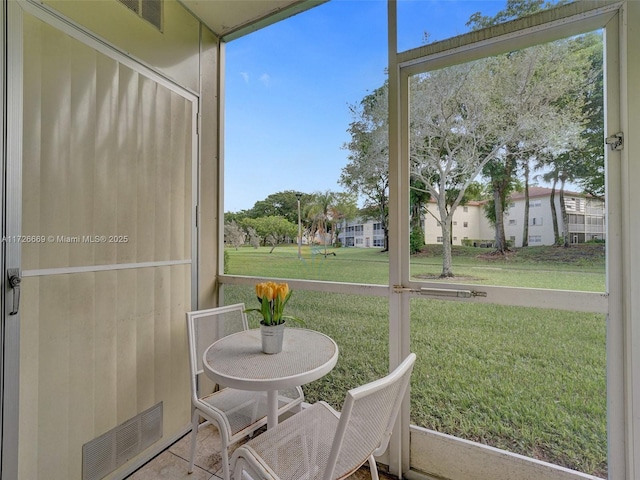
[117,0,163,31]
[82,402,163,480]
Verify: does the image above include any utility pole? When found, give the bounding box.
[296,193,302,260]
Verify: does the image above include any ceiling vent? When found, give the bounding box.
[82,402,163,480]
[117,0,163,31]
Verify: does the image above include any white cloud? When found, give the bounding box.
[240,72,249,84]
[259,73,271,86]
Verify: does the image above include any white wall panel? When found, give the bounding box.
[42,0,201,92]
[19,13,195,480]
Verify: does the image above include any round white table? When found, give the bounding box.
[203,328,339,428]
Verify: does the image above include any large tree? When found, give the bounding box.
[305,190,337,254]
[409,61,517,276]
[487,42,586,253]
[468,0,597,251]
[328,191,359,247]
[249,190,312,224]
[341,84,390,251]
[467,0,568,29]
[569,32,605,201]
[240,216,297,250]
[224,221,246,249]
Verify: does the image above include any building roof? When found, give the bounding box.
[508,186,586,201]
[425,186,592,207]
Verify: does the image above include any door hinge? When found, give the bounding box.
[605,132,623,151]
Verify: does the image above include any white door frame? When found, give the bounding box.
[1,2,200,478]
[2,1,24,478]
[387,1,626,478]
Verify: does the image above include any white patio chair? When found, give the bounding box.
[186,304,304,480]
[231,353,417,480]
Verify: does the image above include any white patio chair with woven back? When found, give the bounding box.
[186,304,305,480]
[231,353,417,480]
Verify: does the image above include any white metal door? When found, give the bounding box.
[3,3,199,479]
[388,3,623,479]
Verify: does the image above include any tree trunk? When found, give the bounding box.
[439,200,454,277]
[549,178,559,244]
[381,199,389,252]
[522,163,530,247]
[322,222,328,255]
[489,151,515,254]
[411,201,421,229]
[560,180,570,247]
[493,187,507,253]
[441,219,454,277]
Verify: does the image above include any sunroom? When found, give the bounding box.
[2,1,639,479]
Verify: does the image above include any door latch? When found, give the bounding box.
[8,268,21,315]
[605,132,624,151]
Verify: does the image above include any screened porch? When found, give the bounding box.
[2,1,640,480]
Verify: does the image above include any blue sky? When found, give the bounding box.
[224,1,505,213]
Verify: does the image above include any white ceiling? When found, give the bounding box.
[179,0,327,41]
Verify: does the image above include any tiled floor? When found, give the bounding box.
[127,424,227,480]
[127,423,395,480]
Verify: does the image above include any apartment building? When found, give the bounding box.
[340,187,605,249]
[423,200,494,246]
[505,186,605,247]
[339,219,385,248]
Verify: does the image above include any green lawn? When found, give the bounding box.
[224,244,607,477]
[226,243,605,291]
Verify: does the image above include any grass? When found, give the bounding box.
[410,300,606,477]
[224,243,607,477]
[226,243,605,291]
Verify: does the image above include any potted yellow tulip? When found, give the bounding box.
[245,282,300,354]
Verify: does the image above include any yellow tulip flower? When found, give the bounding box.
[264,283,276,301]
[277,283,289,302]
[245,281,302,326]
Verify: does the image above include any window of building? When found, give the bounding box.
[463,206,469,212]
[529,200,542,207]
[528,235,542,243]
[437,237,443,243]
[509,219,517,225]
[453,221,457,226]
[463,222,468,228]
[530,217,543,226]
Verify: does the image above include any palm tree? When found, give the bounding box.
[541,152,582,247]
[305,190,336,255]
[328,192,358,247]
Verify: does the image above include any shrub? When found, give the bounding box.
[410,226,425,254]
